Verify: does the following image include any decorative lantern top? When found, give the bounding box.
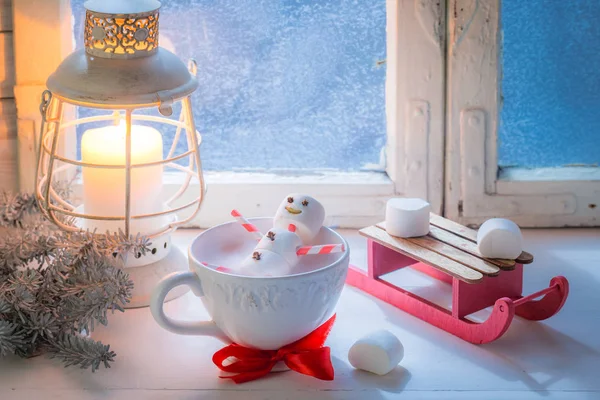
[46,0,198,114]
[84,0,161,59]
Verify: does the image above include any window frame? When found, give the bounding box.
[13,0,446,228]
[445,0,600,227]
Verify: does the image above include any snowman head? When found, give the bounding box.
[273,193,325,243]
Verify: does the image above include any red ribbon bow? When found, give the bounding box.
[212,315,336,384]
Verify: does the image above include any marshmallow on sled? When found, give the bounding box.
[477,218,523,259]
[238,249,293,277]
[385,198,430,238]
[255,227,302,266]
[348,330,404,376]
[273,194,325,243]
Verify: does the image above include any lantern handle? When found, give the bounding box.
[39,90,53,123]
[36,90,53,164]
[156,60,197,116]
[157,91,174,117]
[188,59,198,77]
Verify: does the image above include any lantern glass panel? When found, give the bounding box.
[37,98,202,238]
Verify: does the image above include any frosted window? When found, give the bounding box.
[72,0,387,172]
[500,0,600,168]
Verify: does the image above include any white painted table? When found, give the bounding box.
[1,229,599,399]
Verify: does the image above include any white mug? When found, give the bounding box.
[150,218,349,350]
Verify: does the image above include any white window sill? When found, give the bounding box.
[165,171,395,228]
[1,227,598,398]
[69,171,395,229]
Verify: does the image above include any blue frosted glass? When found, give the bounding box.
[72,0,387,171]
[500,0,600,168]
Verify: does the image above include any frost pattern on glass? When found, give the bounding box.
[500,0,600,168]
[72,0,387,171]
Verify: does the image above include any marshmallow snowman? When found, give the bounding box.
[273,194,325,244]
[234,194,327,277]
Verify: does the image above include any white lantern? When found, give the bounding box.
[35,0,206,307]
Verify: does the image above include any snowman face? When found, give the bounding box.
[280,194,320,219]
[284,195,309,215]
[274,194,325,243]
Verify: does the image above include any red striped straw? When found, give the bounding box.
[201,262,233,273]
[297,244,345,256]
[230,209,263,240]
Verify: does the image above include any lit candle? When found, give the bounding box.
[81,122,164,234]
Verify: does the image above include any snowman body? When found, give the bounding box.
[236,194,326,277]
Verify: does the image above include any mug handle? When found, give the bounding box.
[150,271,227,340]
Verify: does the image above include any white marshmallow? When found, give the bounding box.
[273,194,325,243]
[237,249,293,277]
[348,330,404,376]
[385,198,430,238]
[477,218,523,259]
[255,228,302,266]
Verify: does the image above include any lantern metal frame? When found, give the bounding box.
[35,64,205,240]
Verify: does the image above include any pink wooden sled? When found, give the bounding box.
[346,214,569,344]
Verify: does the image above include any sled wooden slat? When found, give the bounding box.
[429,213,534,265]
[375,221,515,270]
[359,225,484,284]
[429,213,478,242]
[427,225,516,270]
[516,251,534,265]
[407,234,500,276]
